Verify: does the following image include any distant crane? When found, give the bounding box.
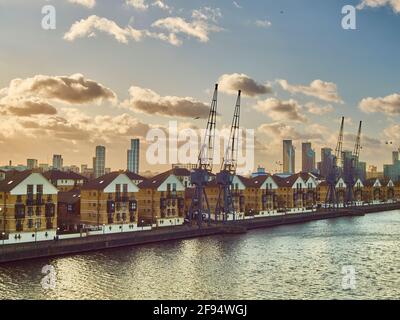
[335,116,345,169]
[345,121,362,204]
[188,84,218,227]
[325,116,345,207]
[215,90,241,222]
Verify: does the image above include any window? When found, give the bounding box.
[37,185,43,194]
[27,184,34,195]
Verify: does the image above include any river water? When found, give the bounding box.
[1,210,400,300]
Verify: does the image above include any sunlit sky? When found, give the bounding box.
[0,0,399,174]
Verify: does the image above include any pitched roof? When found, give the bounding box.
[250,175,269,188]
[124,171,146,181]
[138,171,172,189]
[0,170,33,192]
[236,175,256,188]
[167,167,191,177]
[81,172,121,190]
[364,178,380,187]
[272,174,303,187]
[58,190,81,204]
[43,170,87,181]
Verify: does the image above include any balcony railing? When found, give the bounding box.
[36,195,44,206]
[45,203,55,217]
[15,204,25,219]
[129,200,137,213]
[16,222,23,232]
[46,221,53,229]
[108,214,114,224]
[107,200,115,214]
[26,196,35,206]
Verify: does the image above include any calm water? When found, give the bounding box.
[1,210,400,300]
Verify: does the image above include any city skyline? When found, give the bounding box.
[1,0,400,173]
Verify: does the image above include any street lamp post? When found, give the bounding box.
[1,232,5,246]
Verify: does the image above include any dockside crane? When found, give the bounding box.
[345,121,362,204]
[188,84,218,227]
[325,116,345,207]
[215,90,241,222]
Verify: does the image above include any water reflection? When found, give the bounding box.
[1,210,400,299]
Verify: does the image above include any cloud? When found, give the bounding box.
[254,98,307,122]
[68,0,96,8]
[64,15,144,43]
[305,102,334,115]
[0,97,57,117]
[64,15,183,46]
[3,73,117,104]
[359,93,400,115]
[384,124,400,140]
[258,122,324,141]
[152,1,171,11]
[126,0,148,10]
[123,86,211,118]
[233,1,242,9]
[357,0,400,13]
[255,19,272,28]
[218,73,273,97]
[278,79,343,103]
[152,7,222,43]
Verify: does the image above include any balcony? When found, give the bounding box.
[26,196,35,206]
[16,221,23,232]
[15,203,25,219]
[107,200,115,214]
[129,200,137,213]
[166,191,177,199]
[36,195,44,206]
[45,203,55,218]
[108,214,114,224]
[160,198,166,210]
[46,220,53,229]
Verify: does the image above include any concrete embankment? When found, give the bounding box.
[1,203,399,264]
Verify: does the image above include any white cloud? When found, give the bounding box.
[357,0,400,13]
[126,0,149,10]
[64,15,180,46]
[2,73,117,105]
[218,73,272,97]
[278,79,343,103]
[152,7,222,43]
[359,93,400,115]
[254,98,307,122]
[68,0,96,8]
[305,102,334,115]
[123,86,211,118]
[64,15,143,43]
[255,19,272,28]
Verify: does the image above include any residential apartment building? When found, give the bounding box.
[137,172,185,227]
[80,172,139,229]
[0,171,58,243]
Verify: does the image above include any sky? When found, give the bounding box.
[0,0,399,174]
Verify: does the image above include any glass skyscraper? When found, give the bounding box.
[94,146,106,178]
[127,139,140,174]
[283,140,295,174]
